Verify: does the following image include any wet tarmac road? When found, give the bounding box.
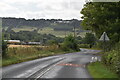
[2,48,101,79]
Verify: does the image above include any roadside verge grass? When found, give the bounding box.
[2,46,77,67]
[87,62,119,78]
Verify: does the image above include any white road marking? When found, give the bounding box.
[36,58,64,79]
[15,66,42,78]
[90,61,93,63]
[92,57,94,60]
[15,73,26,78]
[90,56,101,63]
[99,59,101,61]
[14,58,63,78]
[90,56,98,63]
[95,57,97,61]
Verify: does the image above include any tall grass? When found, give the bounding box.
[2,45,70,66]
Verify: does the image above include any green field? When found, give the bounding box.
[11,27,87,38]
[12,27,37,32]
[38,27,73,37]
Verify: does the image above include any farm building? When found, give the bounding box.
[4,40,21,44]
[4,40,41,45]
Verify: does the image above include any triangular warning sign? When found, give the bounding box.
[99,32,110,41]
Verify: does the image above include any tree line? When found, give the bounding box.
[3,30,64,43]
[81,2,120,75]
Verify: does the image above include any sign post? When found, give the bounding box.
[99,32,110,52]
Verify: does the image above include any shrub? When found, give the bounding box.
[47,40,58,45]
[61,35,79,51]
[78,44,90,48]
[82,33,96,48]
[102,42,120,75]
[96,41,112,51]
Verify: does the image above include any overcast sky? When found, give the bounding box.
[0,0,86,20]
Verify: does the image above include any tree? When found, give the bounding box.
[81,2,120,44]
[83,33,96,48]
[61,35,79,51]
[76,36,82,44]
[47,40,58,45]
[81,2,120,75]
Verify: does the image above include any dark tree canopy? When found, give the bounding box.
[81,2,120,43]
[3,30,64,43]
[81,2,120,75]
[83,33,96,45]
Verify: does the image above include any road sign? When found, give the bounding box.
[99,32,110,41]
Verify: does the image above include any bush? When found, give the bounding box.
[47,40,58,45]
[102,42,120,75]
[61,35,79,51]
[95,41,112,51]
[82,33,96,48]
[78,44,90,48]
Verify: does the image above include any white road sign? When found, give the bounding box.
[99,32,110,41]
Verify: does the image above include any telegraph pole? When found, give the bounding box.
[65,31,66,37]
[72,19,76,38]
[73,26,76,38]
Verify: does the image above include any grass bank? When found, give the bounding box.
[88,62,119,78]
[2,45,77,66]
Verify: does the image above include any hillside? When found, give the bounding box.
[2,17,82,29]
[2,17,90,38]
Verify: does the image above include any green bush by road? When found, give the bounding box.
[102,42,120,75]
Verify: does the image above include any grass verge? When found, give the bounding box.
[2,48,77,67]
[83,47,102,50]
[87,62,119,78]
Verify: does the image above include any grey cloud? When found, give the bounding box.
[0,0,85,20]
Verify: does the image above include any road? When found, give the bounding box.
[2,48,101,79]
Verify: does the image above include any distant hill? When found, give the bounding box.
[2,17,91,38]
[2,17,83,31]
